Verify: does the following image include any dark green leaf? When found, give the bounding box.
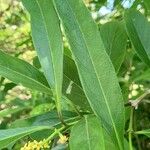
[100,21,127,72]
[53,0,125,149]
[22,0,63,108]
[63,54,90,110]
[125,10,150,66]
[10,111,78,128]
[0,50,52,95]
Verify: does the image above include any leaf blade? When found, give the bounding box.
[100,21,127,72]
[0,126,50,149]
[53,0,125,149]
[69,115,105,150]
[0,50,52,95]
[22,0,63,108]
[125,10,150,66]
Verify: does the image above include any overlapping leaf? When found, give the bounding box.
[53,0,125,149]
[125,10,150,66]
[22,0,63,108]
[69,115,105,150]
[0,50,52,94]
[100,21,127,72]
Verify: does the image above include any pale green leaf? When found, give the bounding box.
[53,0,125,149]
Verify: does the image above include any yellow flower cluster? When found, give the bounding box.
[20,139,50,150]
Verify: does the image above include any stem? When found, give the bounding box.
[134,113,142,150]
[46,120,78,143]
[46,126,65,143]
[128,107,134,150]
[55,94,67,126]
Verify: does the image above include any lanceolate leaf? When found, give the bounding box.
[0,126,50,149]
[100,21,127,72]
[10,111,79,142]
[135,129,150,138]
[22,0,63,108]
[125,10,150,66]
[69,115,105,150]
[10,110,78,128]
[53,0,125,149]
[0,50,52,95]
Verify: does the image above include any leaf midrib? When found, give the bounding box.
[0,64,52,94]
[35,0,59,98]
[85,116,91,150]
[64,0,122,148]
[0,116,78,141]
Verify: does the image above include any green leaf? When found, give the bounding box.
[53,0,125,149]
[22,0,63,110]
[69,115,105,150]
[125,10,150,66]
[10,110,78,128]
[69,115,129,150]
[63,55,91,110]
[0,50,52,95]
[64,54,81,86]
[63,77,91,111]
[10,110,79,141]
[135,129,150,138]
[100,21,127,72]
[0,126,50,149]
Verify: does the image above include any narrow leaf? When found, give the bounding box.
[10,110,79,141]
[0,126,50,149]
[53,0,125,149]
[22,0,63,109]
[100,21,127,72]
[125,10,150,66]
[0,50,52,95]
[10,110,78,128]
[69,115,105,150]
